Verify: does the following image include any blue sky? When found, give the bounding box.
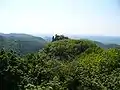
[0,0,120,36]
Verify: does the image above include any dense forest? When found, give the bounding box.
[0,33,47,55]
[1,34,120,90]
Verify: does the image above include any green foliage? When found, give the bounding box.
[44,39,97,60]
[0,49,27,90]
[0,33,47,55]
[52,34,69,42]
[95,41,120,49]
[1,36,120,90]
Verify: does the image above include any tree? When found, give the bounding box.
[0,49,28,90]
[52,34,69,42]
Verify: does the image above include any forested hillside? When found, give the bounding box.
[43,34,120,49]
[71,35,120,44]
[94,41,120,49]
[0,33,47,55]
[1,35,120,90]
[0,33,119,56]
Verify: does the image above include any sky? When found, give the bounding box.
[0,0,120,36]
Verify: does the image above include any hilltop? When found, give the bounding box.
[0,33,47,55]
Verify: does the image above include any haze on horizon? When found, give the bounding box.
[0,0,120,36]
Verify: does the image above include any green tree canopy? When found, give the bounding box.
[52,34,69,42]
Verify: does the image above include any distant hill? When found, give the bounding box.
[0,33,47,55]
[94,41,120,49]
[69,35,120,45]
[35,34,120,44]
[67,35,120,49]
[43,36,52,42]
[35,34,120,49]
